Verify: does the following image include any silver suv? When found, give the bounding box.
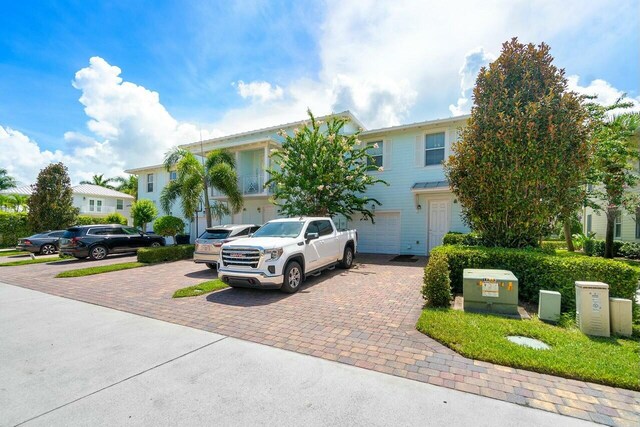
[194,224,260,269]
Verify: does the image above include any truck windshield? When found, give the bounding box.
[252,221,304,238]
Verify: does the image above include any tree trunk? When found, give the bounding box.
[563,218,575,252]
[604,207,616,258]
[203,181,212,228]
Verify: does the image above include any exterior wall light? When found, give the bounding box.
[417,204,422,210]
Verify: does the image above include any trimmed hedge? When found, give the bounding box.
[442,232,483,246]
[0,212,32,247]
[426,245,639,313]
[541,240,567,250]
[421,255,452,307]
[74,215,109,226]
[137,244,195,263]
[592,240,624,258]
[619,242,640,260]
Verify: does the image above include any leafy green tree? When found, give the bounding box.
[267,110,387,220]
[28,163,78,231]
[0,168,17,191]
[153,215,186,245]
[113,175,138,199]
[80,174,116,189]
[131,199,158,231]
[5,194,29,212]
[104,212,128,225]
[587,107,640,258]
[445,38,591,248]
[161,148,242,227]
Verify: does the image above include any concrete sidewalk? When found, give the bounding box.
[0,283,592,426]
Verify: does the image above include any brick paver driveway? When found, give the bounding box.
[1,254,638,426]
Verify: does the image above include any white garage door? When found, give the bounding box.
[350,212,401,254]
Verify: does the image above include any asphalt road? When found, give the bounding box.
[0,283,593,426]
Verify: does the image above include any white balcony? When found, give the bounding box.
[211,174,273,197]
[79,205,116,215]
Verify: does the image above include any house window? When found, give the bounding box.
[614,212,622,238]
[147,174,154,192]
[169,171,177,181]
[367,141,383,167]
[636,208,640,239]
[116,199,124,210]
[586,214,592,233]
[425,132,445,166]
[88,199,103,213]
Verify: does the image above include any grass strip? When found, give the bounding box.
[173,279,228,298]
[0,250,30,257]
[0,257,70,267]
[55,262,146,278]
[416,308,640,391]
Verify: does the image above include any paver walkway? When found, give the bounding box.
[1,255,638,426]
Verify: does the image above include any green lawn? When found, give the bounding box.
[0,250,29,257]
[0,257,70,267]
[55,262,146,278]
[173,279,228,298]
[417,308,640,391]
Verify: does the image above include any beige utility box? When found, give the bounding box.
[609,298,633,337]
[538,290,561,323]
[575,281,610,337]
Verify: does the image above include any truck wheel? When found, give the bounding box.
[206,263,216,270]
[281,261,303,293]
[340,246,354,269]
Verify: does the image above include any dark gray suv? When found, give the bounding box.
[59,224,165,260]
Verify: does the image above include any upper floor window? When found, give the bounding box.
[367,141,383,167]
[425,132,445,166]
[614,212,622,238]
[116,199,124,210]
[169,171,177,181]
[147,174,154,192]
[586,214,592,233]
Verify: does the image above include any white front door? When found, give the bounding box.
[428,200,449,253]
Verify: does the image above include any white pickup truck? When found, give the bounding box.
[218,217,357,293]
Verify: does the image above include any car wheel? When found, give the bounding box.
[339,246,354,269]
[150,241,162,248]
[40,244,56,255]
[89,245,108,261]
[206,263,217,270]
[281,261,302,293]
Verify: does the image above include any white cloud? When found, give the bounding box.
[449,48,496,116]
[567,75,640,113]
[235,80,284,103]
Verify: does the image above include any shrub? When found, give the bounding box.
[619,242,640,260]
[592,240,623,258]
[583,239,596,256]
[153,216,186,244]
[428,245,638,313]
[540,241,567,251]
[0,212,31,247]
[131,199,158,231]
[442,232,483,246]
[422,254,452,307]
[104,212,128,225]
[74,215,108,226]
[137,244,194,264]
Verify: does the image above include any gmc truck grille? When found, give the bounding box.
[221,247,261,268]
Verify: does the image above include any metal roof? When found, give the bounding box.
[71,184,135,199]
[0,185,32,196]
[411,180,450,191]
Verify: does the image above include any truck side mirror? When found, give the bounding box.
[305,232,319,241]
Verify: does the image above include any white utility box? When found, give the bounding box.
[538,290,561,323]
[609,298,633,337]
[575,281,610,337]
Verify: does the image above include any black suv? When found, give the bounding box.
[59,224,165,260]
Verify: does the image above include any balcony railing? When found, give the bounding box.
[211,174,272,197]
[79,205,116,214]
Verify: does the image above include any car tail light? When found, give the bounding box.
[71,237,82,245]
[23,239,32,245]
[214,239,231,247]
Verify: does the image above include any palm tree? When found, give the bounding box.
[80,174,115,189]
[0,168,17,191]
[113,175,138,199]
[5,194,29,212]
[160,148,242,227]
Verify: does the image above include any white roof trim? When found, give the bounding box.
[361,115,470,138]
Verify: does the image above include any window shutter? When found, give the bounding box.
[415,135,424,167]
[383,139,392,170]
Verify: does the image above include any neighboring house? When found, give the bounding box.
[1,184,134,225]
[125,111,472,255]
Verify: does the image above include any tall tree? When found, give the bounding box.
[161,148,242,228]
[113,175,138,199]
[0,168,17,190]
[587,106,640,258]
[445,38,591,248]
[267,110,387,220]
[131,199,158,231]
[28,163,78,230]
[80,174,116,189]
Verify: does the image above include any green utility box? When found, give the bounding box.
[463,269,519,315]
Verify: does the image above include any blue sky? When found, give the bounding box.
[0,0,638,184]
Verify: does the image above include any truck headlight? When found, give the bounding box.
[266,248,283,260]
